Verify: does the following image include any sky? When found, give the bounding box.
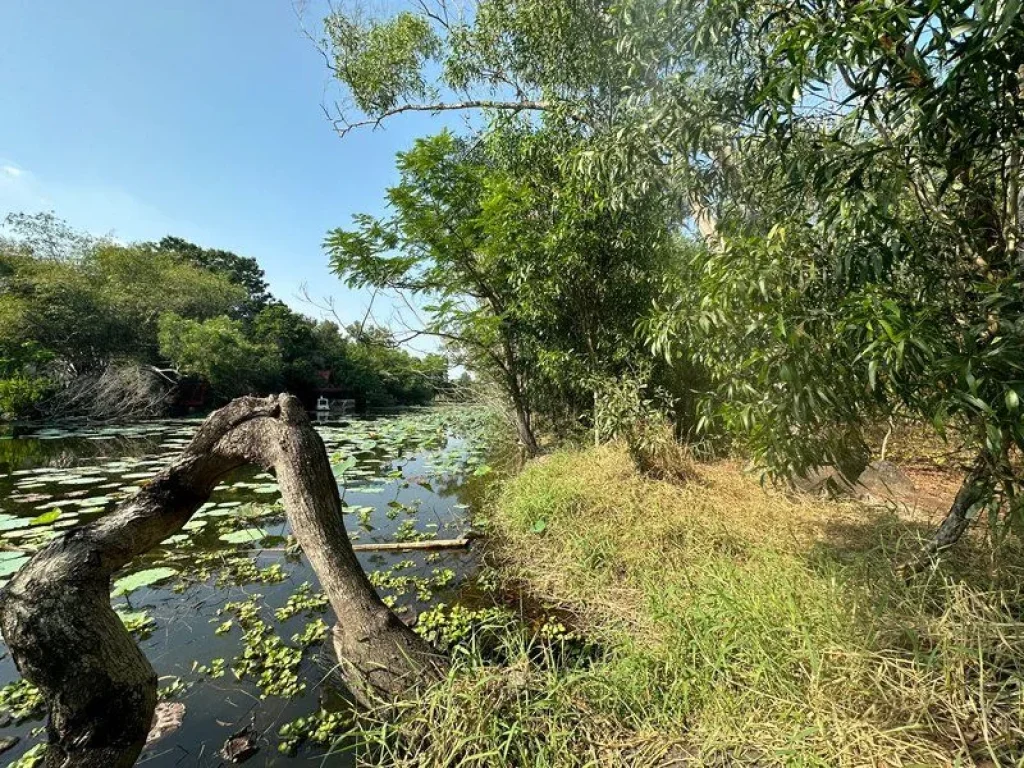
[0,0,460,351]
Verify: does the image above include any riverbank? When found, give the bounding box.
[360,444,1024,766]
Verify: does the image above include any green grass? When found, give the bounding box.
[352,445,1024,767]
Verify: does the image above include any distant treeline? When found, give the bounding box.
[0,212,450,421]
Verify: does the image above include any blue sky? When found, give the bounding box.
[0,0,458,349]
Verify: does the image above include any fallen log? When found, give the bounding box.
[0,394,447,768]
[352,535,472,552]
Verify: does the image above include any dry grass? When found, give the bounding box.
[354,444,1024,767]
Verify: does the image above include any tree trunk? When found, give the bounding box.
[513,405,540,456]
[495,328,540,456]
[902,449,992,574]
[0,394,446,768]
[506,377,539,456]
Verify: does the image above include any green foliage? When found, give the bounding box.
[153,236,274,323]
[115,608,156,639]
[0,237,245,372]
[413,602,516,651]
[368,564,454,601]
[328,127,673,450]
[0,678,44,721]
[28,509,61,525]
[322,0,638,137]
[278,708,351,755]
[1,214,448,417]
[342,324,449,407]
[9,743,46,768]
[1,210,99,262]
[0,375,50,420]
[273,582,328,622]
[321,0,1024,534]
[0,341,52,420]
[0,216,253,418]
[158,313,281,399]
[326,11,440,114]
[218,594,323,699]
[593,367,690,479]
[625,0,1024,525]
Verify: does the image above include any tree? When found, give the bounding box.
[251,303,322,398]
[639,0,1024,554]
[317,0,679,207]
[0,212,451,419]
[328,125,672,451]
[344,324,450,406]
[321,0,1024,555]
[157,313,281,400]
[0,236,244,374]
[329,131,539,450]
[317,0,702,449]
[0,210,102,262]
[153,236,275,323]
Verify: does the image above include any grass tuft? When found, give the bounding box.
[351,445,1024,766]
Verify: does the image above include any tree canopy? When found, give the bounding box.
[328,124,674,451]
[322,0,1024,542]
[0,214,450,419]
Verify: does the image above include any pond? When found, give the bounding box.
[0,406,498,766]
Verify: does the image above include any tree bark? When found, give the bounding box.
[513,404,540,456]
[506,377,539,456]
[0,394,446,768]
[902,449,993,574]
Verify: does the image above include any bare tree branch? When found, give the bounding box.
[330,99,563,137]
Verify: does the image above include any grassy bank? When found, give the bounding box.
[358,445,1024,767]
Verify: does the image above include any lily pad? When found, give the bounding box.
[75,496,112,507]
[219,528,266,545]
[0,514,29,532]
[333,456,357,473]
[30,509,62,525]
[113,567,178,596]
[0,551,29,578]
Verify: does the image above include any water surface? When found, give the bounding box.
[0,407,494,766]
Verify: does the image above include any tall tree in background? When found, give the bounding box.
[0,239,243,376]
[1,214,450,419]
[154,236,275,323]
[1,211,103,262]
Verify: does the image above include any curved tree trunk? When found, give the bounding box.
[0,394,446,768]
[902,448,993,574]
